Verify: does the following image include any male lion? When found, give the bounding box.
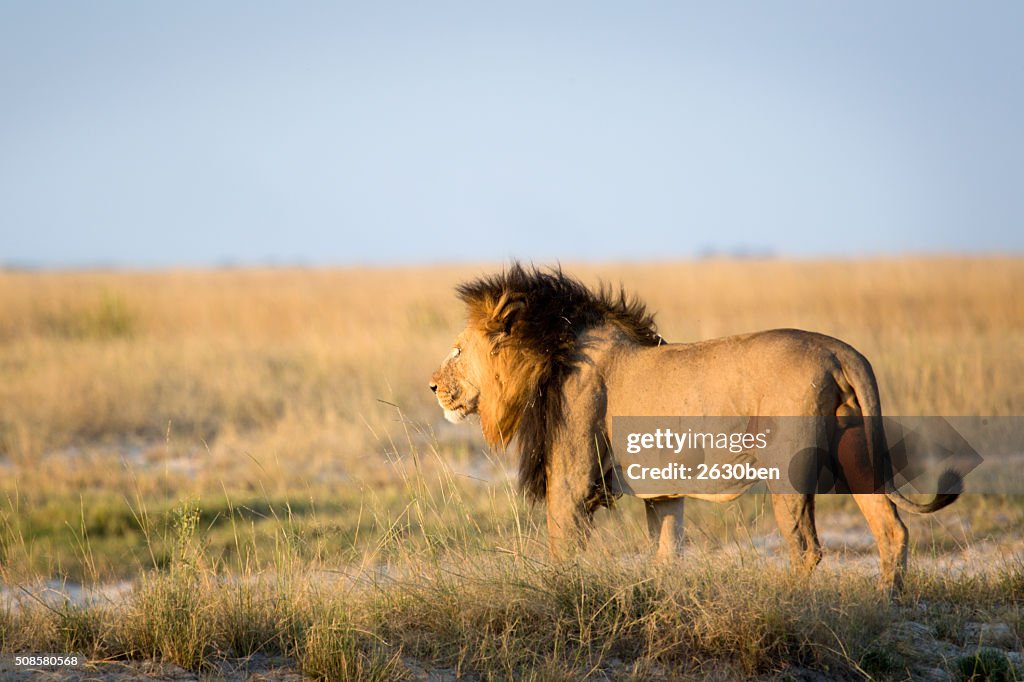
[429,264,960,594]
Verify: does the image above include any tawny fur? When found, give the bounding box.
[431,263,960,595]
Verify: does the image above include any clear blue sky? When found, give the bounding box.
[1,2,1022,267]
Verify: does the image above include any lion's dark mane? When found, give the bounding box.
[456,262,662,502]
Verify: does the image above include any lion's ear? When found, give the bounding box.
[489,292,526,337]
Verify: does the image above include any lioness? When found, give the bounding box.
[430,264,960,594]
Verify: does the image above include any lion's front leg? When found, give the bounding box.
[645,497,685,560]
[545,477,593,560]
[544,434,603,559]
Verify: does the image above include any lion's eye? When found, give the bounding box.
[451,347,462,360]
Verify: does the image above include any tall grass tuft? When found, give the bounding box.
[298,603,408,681]
[118,501,216,670]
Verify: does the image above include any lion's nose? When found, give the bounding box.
[429,382,438,393]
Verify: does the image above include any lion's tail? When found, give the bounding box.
[839,345,962,514]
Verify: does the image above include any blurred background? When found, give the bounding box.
[2,2,1022,267]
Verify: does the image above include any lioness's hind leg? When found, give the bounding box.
[645,498,685,560]
[771,494,822,573]
[853,494,908,596]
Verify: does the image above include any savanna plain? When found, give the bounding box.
[0,258,1022,681]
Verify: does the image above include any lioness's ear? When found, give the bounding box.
[489,292,526,337]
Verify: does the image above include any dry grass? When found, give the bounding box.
[2,258,1021,457]
[1,461,1021,680]
[0,257,1022,679]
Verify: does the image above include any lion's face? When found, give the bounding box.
[430,328,488,424]
[429,292,540,448]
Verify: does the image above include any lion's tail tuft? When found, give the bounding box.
[887,469,963,514]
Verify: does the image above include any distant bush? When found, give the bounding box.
[43,290,137,339]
